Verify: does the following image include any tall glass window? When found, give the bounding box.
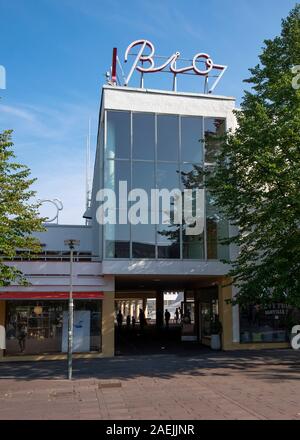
[156,163,181,259]
[133,113,155,160]
[157,115,179,162]
[206,192,229,260]
[103,110,228,260]
[106,111,130,159]
[204,117,226,164]
[105,223,130,258]
[104,160,130,198]
[181,116,203,163]
[181,164,205,259]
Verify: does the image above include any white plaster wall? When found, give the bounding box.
[103,85,237,130]
[0,262,114,292]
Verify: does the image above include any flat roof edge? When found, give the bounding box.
[102,84,236,101]
[42,224,91,228]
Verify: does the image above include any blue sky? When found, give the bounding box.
[0,0,297,223]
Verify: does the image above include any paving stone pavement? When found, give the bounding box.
[0,349,299,420]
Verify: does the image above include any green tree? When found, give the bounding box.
[0,130,45,286]
[207,5,300,307]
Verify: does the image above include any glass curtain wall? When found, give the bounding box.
[104,110,228,260]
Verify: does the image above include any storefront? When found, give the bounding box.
[0,256,115,360]
[5,298,102,356]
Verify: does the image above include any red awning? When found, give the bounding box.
[0,291,104,300]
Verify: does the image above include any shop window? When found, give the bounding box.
[239,304,299,343]
[200,299,219,337]
[5,300,102,355]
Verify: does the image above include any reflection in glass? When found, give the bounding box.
[157,224,180,259]
[204,118,225,164]
[206,192,229,260]
[182,231,204,259]
[157,115,179,161]
[157,163,180,190]
[133,113,155,160]
[105,222,130,258]
[239,304,299,343]
[132,162,155,199]
[181,116,203,163]
[5,300,102,355]
[106,111,130,159]
[132,222,155,258]
[180,163,205,259]
[104,160,130,198]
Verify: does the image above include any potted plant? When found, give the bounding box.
[210,318,222,350]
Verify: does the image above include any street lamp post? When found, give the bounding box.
[64,239,80,380]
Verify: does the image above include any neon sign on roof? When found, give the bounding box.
[109,39,227,94]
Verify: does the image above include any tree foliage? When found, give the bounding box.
[207,5,300,306]
[0,130,45,286]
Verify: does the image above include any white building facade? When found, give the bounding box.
[0,85,292,360]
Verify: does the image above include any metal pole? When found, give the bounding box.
[68,246,74,380]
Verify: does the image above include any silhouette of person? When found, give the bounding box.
[174,308,179,324]
[139,309,146,331]
[165,309,171,328]
[16,322,27,353]
[116,310,123,328]
[132,316,136,329]
[126,315,131,328]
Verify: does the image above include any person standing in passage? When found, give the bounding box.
[116,310,123,329]
[164,309,171,328]
[126,315,131,328]
[139,309,146,331]
[174,308,179,324]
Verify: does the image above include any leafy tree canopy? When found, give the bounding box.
[0,130,45,286]
[207,5,300,306]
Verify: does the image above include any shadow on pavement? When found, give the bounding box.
[0,349,299,382]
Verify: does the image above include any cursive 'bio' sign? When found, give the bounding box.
[123,39,227,93]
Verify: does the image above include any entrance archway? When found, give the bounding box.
[114,276,222,355]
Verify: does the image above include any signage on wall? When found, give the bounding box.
[108,39,227,94]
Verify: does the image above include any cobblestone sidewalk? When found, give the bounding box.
[0,350,299,420]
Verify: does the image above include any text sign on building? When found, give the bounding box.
[110,39,227,94]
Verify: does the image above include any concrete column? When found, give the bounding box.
[134,301,139,319]
[130,301,134,318]
[102,292,115,357]
[0,301,6,358]
[156,290,164,328]
[218,279,233,350]
[121,301,125,316]
[231,285,240,343]
[142,297,147,317]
